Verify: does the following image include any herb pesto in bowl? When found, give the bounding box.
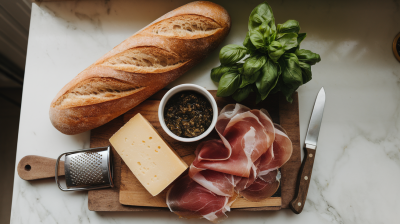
[158,84,218,142]
[164,91,213,138]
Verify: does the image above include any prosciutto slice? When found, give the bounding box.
[239,125,291,201]
[258,126,293,178]
[190,169,237,197]
[234,158,261,192]
[189,140,239,197]
[190,104,275,178]
[189,104,275,197]
[166,175,235,223]
[240,170,281,201]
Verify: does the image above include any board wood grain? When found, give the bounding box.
[88,90,300,211]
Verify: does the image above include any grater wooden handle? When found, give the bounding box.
[17,155,65,180]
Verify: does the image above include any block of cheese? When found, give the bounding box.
[109,113,188,196]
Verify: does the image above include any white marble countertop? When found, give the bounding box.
[11,0,400,223]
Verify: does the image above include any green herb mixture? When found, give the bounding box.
[164,91,213,138]
[212,1,321,103]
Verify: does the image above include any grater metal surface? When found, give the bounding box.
[55,146,114,191]
[67,152,104,186]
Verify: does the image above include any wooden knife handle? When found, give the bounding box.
[17,155,65,180]
[289,146,316,214]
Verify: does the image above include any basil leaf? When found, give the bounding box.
[297,33,307,47]
[248,2,275,31]
[250,20,276,48]
[243,55,267,76]
[286,32,307,53]
[258,20,270,34]
[276,20,300,39]
[261,22,276,46]
[299,61,312,84]
[243,32,257,52]
[217,72,241,97]
[279,53,302,90]
[271,22,277,33]
[267,41,285,63]
[237,67,243,75]
[249,29,265,49]
[219,44,248,65]
[277,33,298,51]
[278,20,300,33]
[232,85,252,102]
[240,70,260,88]
[256,59,280,100]
[286,33,307,53]
[295,49,321,65]
[271,75,282,94]
[274,63,298,103]
[230,64,240,71]
[210,65,231,82]
[281,85,297,103]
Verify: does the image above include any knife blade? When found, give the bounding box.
[290,87,326,214]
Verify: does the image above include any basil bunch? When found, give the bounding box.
[212,2,321,103]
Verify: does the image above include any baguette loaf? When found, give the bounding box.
[50,1,231,135]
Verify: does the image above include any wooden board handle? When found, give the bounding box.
[17,155,65,180]
[289,147,316,214]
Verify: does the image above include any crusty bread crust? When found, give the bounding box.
[50,1,231,135]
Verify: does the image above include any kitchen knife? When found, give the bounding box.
[290,87,325,214]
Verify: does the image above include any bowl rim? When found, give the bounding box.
[158,84,218,142]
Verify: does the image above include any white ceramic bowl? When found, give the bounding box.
[158,84,218,142]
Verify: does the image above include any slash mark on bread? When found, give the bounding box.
[151,14,221,38]
[101,46,189,73]
[53,77,145,109]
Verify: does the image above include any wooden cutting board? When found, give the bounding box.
[88,90,301,211]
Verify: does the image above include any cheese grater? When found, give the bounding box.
[55,146,114,191]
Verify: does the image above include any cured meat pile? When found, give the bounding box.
[166,104,293,223]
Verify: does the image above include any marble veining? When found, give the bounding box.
[11,0,400,223]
